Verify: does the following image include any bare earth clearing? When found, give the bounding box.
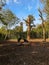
[0,39,49,65]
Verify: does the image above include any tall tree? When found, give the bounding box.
[0,1,20,39]
[0,10,20,39]
[38,9,46,42]
[41,0,49,21]
[23,15,35,40]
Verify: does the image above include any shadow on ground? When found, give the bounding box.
[0,41,49,65]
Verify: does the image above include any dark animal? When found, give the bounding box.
[18,37,21,42]
[24,39,28,42]
[18,38,28,42]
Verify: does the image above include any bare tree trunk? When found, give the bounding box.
[43,28,46,42]
[42,22,46,42]
[27,24,30,40]
[4,26,8,40]
[4,33,7,40]
[48,31,49,38]
[38,9,46,42]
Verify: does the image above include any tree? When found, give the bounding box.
[36,24,43,38]
[0,0,6,10]
[0,10,20,40]
[0,1,20,40]
[0,9,19,25]
[38,9,46,42]
[20,22,23,32]
[44,21,49,38]
[23,15,35,40]
[41,0,49,21]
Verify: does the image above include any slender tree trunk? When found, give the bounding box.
[4,33,7,40]
[43,28,46,41]
[42,22,46,42]
[27,24,30,40]
[4,26,7,40]
[48,31,49,38]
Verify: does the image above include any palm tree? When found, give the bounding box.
[23,15,35,40]
[38,9,46,42]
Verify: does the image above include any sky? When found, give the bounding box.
[2,0,43,31]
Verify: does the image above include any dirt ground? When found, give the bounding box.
[5,38,49,42]
[0,39,49,65]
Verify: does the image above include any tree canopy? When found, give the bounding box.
[0,9,20,27]
[41,0,49,21]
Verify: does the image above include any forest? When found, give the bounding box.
[0,0,49,65]
[0,0,49,42]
